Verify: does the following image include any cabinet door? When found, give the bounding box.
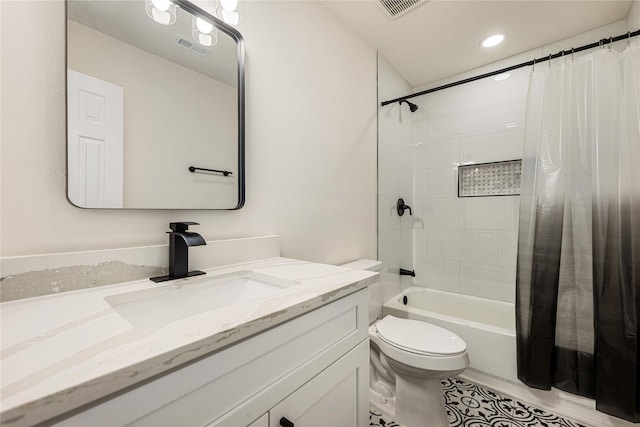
[269,340,369,427]
[248,413,268,427]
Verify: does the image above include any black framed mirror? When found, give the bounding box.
[66,0,245,209]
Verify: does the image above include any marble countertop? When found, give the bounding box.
[0,257,378,426]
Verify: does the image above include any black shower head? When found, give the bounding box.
[400,99,418,112]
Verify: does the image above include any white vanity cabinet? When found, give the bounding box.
[223,341,368,427]
[267,341,368,427]
[54,289,369,427]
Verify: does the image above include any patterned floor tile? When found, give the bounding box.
[370,378,588,427]
[443,377,514,424]
[369,407,403,427]
[509,400,588,427]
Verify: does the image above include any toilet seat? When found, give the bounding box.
[369,316,469,371]
[376,315,466,357]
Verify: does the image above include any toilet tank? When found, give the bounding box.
[340,259,383,323]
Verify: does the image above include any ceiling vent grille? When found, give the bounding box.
[175,35,211,56]
[378,0,424,19]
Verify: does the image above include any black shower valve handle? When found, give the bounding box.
[397,198,413,216]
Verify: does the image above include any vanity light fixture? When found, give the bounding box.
[481,34,504,48]
[217,0,241,26]
[192,16,218,47]
[145,0,176,25]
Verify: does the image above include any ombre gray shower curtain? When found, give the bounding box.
[516,39,640,422]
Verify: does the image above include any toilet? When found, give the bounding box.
[340,260,470,427]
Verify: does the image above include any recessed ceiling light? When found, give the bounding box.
[482,34,505,48]
[494,73,511,81]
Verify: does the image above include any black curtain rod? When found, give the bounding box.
[381,29,640,107]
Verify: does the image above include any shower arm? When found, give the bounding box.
[399,99,419,112]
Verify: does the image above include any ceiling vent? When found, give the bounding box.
[175,35,211,56]
[378,0,425,19]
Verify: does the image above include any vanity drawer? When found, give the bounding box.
[54,289,368,426]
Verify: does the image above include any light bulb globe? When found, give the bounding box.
[221,9,239,26]
[220,0,238,12]
[196,17,213,34]
[152,0,171,12]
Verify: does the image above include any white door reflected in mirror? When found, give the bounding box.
[67,69,124,208]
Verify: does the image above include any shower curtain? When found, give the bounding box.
[516,39,640,422]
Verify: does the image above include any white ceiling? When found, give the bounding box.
[322,0,632,88]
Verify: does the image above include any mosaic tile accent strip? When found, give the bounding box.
[370,378,589,427]
[458,160,521,197]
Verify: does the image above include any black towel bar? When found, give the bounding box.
[188,166,232,176]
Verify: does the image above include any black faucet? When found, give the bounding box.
[150,222,207,283]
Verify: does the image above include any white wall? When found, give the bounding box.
[0,1,377,279]
[406,19,629,303]
[629,0,640,30]
[375,55,414,320]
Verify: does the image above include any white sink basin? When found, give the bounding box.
[105,271,300,328]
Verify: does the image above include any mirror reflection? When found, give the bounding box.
[66,0,244,209]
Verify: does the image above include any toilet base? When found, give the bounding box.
[369,388,396,420]
[369,377,449,427]
[395,375,448,427]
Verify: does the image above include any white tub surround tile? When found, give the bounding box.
[413,229,428,259]
[378,196,402,232]
[426,228,461,260]
[414,258,459,292]
[494,94,527,127]
[380,160,412,198]
[424,105,461,142]
[411,111,427,146]
[498,231,518,267]
[0,257,378,426]
[458,129,525,166]
[462,197,519,231]
[400,229,413,262]
[386,230,403,262]
[457,102,497,136]
[413,137,459,170]
[460,231,498,265]
[415,198,461,229]
[459,263,516,303]
[414,167,458,199]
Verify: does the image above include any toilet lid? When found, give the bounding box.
[375,315,466,356]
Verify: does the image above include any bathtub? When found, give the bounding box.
[382,286,518,382]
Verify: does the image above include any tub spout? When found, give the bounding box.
[399,268,415,277]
